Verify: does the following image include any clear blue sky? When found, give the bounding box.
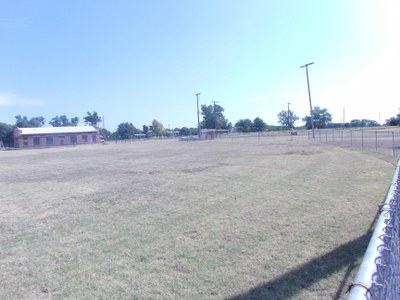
[0,0,399,130]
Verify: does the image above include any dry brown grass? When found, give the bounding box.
[0,137,396,299]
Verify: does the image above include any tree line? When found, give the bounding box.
[1,105,398,146]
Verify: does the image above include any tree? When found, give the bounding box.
[49,116,63,127]
[100,128,111,140]
[277,110,299,129]
[252,117,267,132]
[350,119,362,127]
[385,117,399,126]
[15,115,29,127]
[151,119,165,136]
[83,111,102,126]
[327,122,348,129]
[179,127,190,136]
[0,122,14,146]
[302,106,332,129]
[142,125,149,136]
[117,122,138,139]
[70,117,79,126]
[60,115,70,126]
[15,115,45,127]
[235,119,253,132]
[190,127,199,135]
[349,119,379,127]
[201,104,230,129]
[29,117,45,127]
[49,115,79,127]
[385,112,400,126]
[110,131,119,140]
[361,119,380,127]
[389,111,400,126]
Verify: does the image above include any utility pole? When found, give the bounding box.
[343,107,345,128]
[300,62,315,138]
[196,93,201,139]
[287,102,291,131]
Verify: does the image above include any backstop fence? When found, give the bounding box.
[347,160,400,300]
[308,128,400,157]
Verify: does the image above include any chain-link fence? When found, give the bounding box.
[308,128,400,157]
[347,160,400,299]
[199,128,400,157]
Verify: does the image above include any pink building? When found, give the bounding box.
[14,126,100,148]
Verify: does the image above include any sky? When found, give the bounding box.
[0,0,399,131]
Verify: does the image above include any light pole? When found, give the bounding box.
[343,107,346,128]
[300,62,315,138]
[196,93,201,139]
[287,102,291,131]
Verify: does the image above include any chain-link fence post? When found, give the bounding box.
[392,131,395,157]
[361,130,364,149]
[350,130,353,147]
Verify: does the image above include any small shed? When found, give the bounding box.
[200,129,229,140]
[14,126,100,148]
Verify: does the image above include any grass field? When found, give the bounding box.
[0,137,396,299]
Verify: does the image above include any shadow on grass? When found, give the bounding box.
[227,212,378,300]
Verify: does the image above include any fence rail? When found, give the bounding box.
[106,128,400,159]
[347,160,400,300]
[308,128,400,157]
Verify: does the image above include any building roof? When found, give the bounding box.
[17,126,98,135]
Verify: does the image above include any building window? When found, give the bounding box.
[23,136,28,141]
[33,137,40,146]
[46,136,53,145]
[24,142,28,146]
[58,135,65,139]
[70,135,77,144]
[82,135,88,143]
